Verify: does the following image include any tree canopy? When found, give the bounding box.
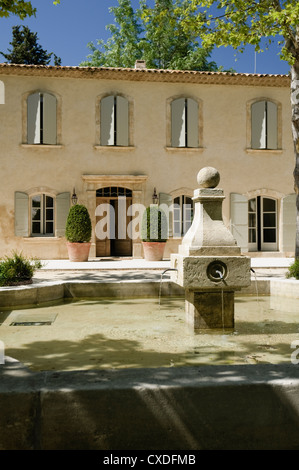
[0,25,61,65]
[179,0,299,257]
[0,0,60,19]
[182,0,299,65]
[80,0,225,72]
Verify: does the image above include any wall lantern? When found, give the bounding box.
[71,188,78,205]
[152,187,158,205]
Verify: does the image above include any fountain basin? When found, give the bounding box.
[1,278,299,450]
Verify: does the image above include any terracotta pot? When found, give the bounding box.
[142,241,166,261]
[66,242,91,262]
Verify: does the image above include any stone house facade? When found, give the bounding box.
[0,62,296,259]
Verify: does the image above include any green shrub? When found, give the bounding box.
[141,205,168,242]
[0,252,42,286]
[65,204,92,243]
[286,259,299,280]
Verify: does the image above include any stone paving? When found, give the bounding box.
[32,257,294,283]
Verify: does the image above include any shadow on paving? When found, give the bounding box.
[33,270,169,283]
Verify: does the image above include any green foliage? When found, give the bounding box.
[140,0,217,70]
[141,205,168,242]
[65,204,92,243]
[80,0,223,71]
[286,260,299,280]
[0,252,42,286]
[0,0,36,19]
[81,0,142,68]
[185,0,299,65]
[0,0,60,20]
[0,25,61,65]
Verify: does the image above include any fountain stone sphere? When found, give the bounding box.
[197,167,220,188]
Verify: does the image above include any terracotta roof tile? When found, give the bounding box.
[0,62,290,87]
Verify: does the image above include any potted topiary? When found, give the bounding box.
[141,205,168,261]
[65,204,92,262]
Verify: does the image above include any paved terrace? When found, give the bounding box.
[33,256,294,283]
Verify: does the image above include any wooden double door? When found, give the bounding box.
[95,187,132,257]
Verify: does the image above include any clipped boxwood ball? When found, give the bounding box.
[65,204,92,243]
[141,205,168,242]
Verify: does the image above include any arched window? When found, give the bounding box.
[173,195,193,236]
[171,97,198,148]
[14,191,70,238]
[31,194,54,236]
[159,192,193,238]
[100,95,129,146]
[27,92,57,145]
[251,100,278,150]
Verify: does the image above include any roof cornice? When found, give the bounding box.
[0,63,290,87]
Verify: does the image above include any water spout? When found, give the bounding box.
[159,268,178,308]
[250,268,259,308]
[162,268,178,276]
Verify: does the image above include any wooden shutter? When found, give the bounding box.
[159,192,173,237]
[281,194,296,253]
[187,98,198,148]
[230,193,248,251]
[14,192,29,237]
[171,98,185,147]
[116,96,129,146]
[251,100,266,149]
[27,92,41,144]
[101,95,115,145]
[266,101,278,150]
[56,192,70,237]
[43,93,57,145]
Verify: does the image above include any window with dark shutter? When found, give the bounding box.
[100,95,129,146]
[251,100,278,150]
[27,92,57,145]
[171,98,199,148]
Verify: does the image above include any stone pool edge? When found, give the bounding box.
[1,360,299,450]
[0,277,286,308]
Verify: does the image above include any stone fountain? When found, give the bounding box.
[170,167,251,329]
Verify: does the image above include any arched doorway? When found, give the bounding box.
[95,187,132,257]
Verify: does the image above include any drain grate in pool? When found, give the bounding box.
[11,321,53,326]
[10,313,57,326]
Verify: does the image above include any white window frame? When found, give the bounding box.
[248,196,278,252]
[15,191,70,238]
[31,194,55,237]
[173,195,194,237]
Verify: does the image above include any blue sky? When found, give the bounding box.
[0,0,291,74]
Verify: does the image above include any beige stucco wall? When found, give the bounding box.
[0,66,295,259]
